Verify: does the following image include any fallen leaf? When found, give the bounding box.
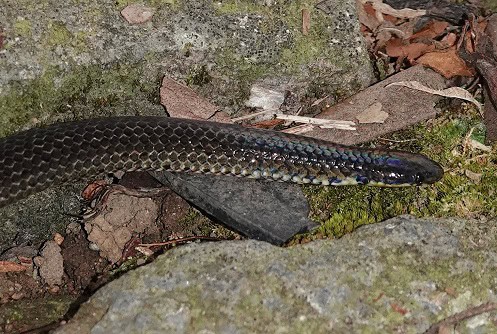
[160,77,231,123]
[251,119,285,129]
[464,170,482,183]
[385,39,435,62]
[440,32,457,48]
[386,81,482,113]
[356,102,389,123]
[416,48,474,78]
[390,302,409,315]
[409,20,448,41]
[468,139,491,152]
[0,261,27,273]
[361,0,426,19]
[358,2,382,31]
[302,8,310,35]
[121,4,155,24]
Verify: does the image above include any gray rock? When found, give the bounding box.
[56,216,497,333]
[152,172,318,245]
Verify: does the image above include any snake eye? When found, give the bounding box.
[415,172,425,184]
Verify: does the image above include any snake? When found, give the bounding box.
[0,116,443,208]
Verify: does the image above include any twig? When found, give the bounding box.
[275,114,356,130]
[231,110,274,122]
[138,236,223,247]
[378,137,416,143]
[281,124,315,134]
[424,302,497,334]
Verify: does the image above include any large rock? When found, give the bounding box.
[56,216,497,333]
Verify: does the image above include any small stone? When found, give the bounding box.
[53,233,64,245]
[121,4,155,25]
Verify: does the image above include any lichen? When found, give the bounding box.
[13,18,32,37]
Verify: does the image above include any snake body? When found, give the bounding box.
[0,116,443,208]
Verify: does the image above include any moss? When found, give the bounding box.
[0,63,155,137]
[115,0,176,10]
[213,1,271,15]
[13,19,32,37]
[0,295,74,331]
[360,244,497,331]
[45,21,72,47]
[186,64,212,86]
[300,106,497,240]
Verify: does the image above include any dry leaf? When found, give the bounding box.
[386,81,482,113]
[468,139,491,152]
[409,21,448,41]
[302,8,310,35]
[464,170,482,183]
[358,1,382,31]
[361,0,426,19]
[121,4,155,24]
[385,39,435,62]
[160,77,230,123]
[356,102,389,123]
[416,48,474,78]
[0,261,27,273]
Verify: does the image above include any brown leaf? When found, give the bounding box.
[385,39,435,62]
[160,77,231,123]
[251,119,285,129]
[358,2,382,32]
[356,102,389,123]
[0,261,27,273]
[416,48,474,78]
[302,8,310,35]
[410,20,448,41]
[390,302,409,315]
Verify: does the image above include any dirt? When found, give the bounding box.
[0,173,236,333]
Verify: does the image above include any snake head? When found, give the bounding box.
[384,152,444,185]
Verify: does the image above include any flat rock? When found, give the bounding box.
[151,172,317,245]
[306,65,447,145]
[56,216,497,333]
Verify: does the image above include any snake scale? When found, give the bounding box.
[0,116,443,208]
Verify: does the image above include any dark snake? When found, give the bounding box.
[0,116,443,208]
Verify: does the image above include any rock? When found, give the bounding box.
[33,241,64,287]
[152,172,318,245]
[120,4,155,25]
[55,216,497,333]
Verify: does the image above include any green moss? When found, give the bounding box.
[361,244,497,331]
[186,65,212,86]
[213,1,271,15]
[0,63,155,137]
[45,21,72,47]
[0,295,74,331]
[13,19,32,37]
[115,0,176,10]
[301,107,497,240]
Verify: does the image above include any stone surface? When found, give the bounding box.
[56,216,497,333]
[153,172,318,245]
